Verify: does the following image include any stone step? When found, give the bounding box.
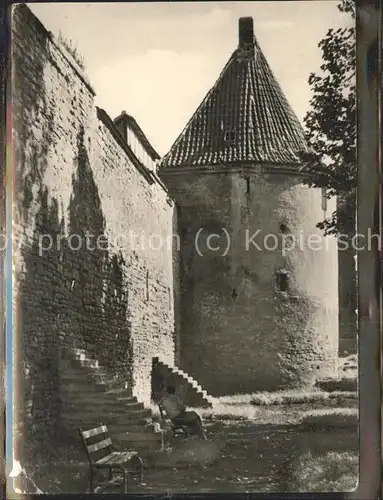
[60,397,140,411]
[168,367,200,387]
[61,348,127,381]
[75,389,137,401]
[161,362,204,387]
[65,353,100,368]
[60,371,114,387]
[66,347,96,359]
[168,374,212,401]
[61,407,152,422]
[59,386,134,398]
[68,357,110,371]
[201,390,213,400]
[115,396,139,402]
[60,382,111,393]
[60,401,146,415]
[104,388,134,397]
[72,359,101,369]
[156,359,213,408]
[59,391,141,408]
[62,359,117,382]
[62,418,158,434]
[62,419,164,435]
[62,419,157,432]
[61,412,141,423]
[59,383,133,399]
[173,371,199,389]
[60,346,87,357]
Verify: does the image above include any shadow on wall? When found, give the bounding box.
[151,357,165,402]
[18,125,133,455]
[67,126,133,379]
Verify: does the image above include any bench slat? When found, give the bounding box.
[87,438,113,454]
[95,451,137,467]
[81,425,108,440]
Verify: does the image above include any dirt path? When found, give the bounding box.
[30,419,358,494]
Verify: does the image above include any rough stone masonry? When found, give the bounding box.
[12,5,175,440]
[11,5,341,441]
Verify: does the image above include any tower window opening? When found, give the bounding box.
[276,269,289,292]
[279,223,289,234]
[246,176,250,195]
[231,288,238,301]
[224,130,236,143]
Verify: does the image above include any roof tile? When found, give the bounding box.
[160,23,309,169]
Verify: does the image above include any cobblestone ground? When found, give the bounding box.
[28,417,358,494]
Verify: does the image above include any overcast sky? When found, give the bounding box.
[29,2,352,156]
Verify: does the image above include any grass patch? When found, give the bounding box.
[199,402,260,422]
[219,389,325,406]
[150,400,261,423]
[199,402,309,426]
[291,450,358,492]
[150,387,358,428]
[213,389,356,407]
[299,408,358,429]
[199,403,358,427]
[250,390,356,406]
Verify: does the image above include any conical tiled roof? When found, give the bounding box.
[160,17,309,169]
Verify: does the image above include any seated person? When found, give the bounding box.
[159,385,207,439]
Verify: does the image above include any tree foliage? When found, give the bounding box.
[302,0,356,237]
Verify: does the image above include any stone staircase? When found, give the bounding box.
[58,347,165,451]
[153,358,214,408]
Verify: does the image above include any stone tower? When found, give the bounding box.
[159,17,339,396]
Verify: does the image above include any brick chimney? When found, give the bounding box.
[238,17,254,49]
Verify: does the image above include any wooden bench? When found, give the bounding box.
[79,424,143,493]
[158,404,188,438]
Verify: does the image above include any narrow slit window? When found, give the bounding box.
[246,177,250,195]
[276,269,289,292]
[146,270,149,301]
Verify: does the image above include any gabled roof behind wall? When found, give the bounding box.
[160,17,310,170]
[114,111,160,161]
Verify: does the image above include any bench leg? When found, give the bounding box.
[123,469,128,494]
[89,467,94,493]
[135,456,144,483]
